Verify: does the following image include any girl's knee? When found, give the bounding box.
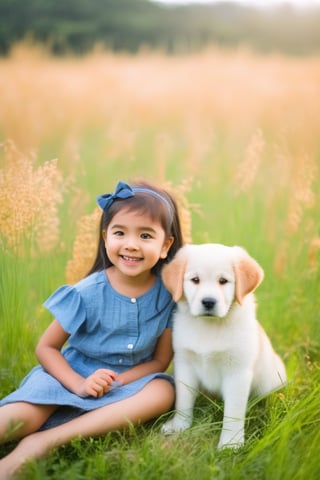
[147,379,175,412]
[0,403,57,441]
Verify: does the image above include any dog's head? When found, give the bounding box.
[162,244,264,318]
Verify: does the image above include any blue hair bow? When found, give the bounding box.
[97,181,134,211]
[97,180,174,223]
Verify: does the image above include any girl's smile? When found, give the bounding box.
[120,254,143,265]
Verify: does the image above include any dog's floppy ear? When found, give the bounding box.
[233,247,264,305]
[161,247,187,302]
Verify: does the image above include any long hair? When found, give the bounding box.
[86,181,184,276]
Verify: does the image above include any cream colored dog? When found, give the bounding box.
[161,244,286,449]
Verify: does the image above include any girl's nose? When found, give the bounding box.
[124,237,139,250]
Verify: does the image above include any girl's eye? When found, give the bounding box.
[114,231,124,236]
[141,233,152,239]
[219,277,228,285]
[191,277,200,284]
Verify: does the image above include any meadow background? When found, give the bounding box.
[0,37,320,478]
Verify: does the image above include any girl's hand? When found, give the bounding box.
[77,369,119,398]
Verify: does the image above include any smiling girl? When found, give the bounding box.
[0,180,183,478]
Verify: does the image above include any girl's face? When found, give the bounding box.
[103,208,174,279]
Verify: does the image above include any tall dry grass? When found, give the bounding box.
[0,44,319,275]
[1,43,320,152]
[0,140,63,255]
[0,43,319,277]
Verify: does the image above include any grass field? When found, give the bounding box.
[0,43,320,479]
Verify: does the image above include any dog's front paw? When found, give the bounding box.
[217,439,244,450]
[217,431,244,450]
[161,415,192,435]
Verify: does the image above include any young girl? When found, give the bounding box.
[0,180,183,478]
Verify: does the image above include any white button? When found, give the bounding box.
[131,298,136,303]
[127,343,134,350]
[118,359,123,364]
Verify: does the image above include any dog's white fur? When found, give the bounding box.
[161,244,286,449]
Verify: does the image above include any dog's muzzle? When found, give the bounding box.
[201,297,216,314]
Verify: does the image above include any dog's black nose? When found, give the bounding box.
[202,297,216,311]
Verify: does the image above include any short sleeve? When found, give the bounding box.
[43,285,86,334]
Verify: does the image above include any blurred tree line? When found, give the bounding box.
[0,0,320,55]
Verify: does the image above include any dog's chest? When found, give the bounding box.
[172,313,238,355]
[172,310,255,393]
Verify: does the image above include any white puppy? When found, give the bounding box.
[161,244,286,449]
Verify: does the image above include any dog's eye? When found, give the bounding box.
[191,277,200,284]
[219,277,228,285]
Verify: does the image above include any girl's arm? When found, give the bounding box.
[117,328,173,386]
[35,319,117,398]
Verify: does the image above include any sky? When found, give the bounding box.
[154,0,320,7]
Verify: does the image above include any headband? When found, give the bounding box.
[97,181,174,224]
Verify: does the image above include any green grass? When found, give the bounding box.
[1,122,320,479]
[7,383,320,479]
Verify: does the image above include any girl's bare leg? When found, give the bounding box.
[0,379,174,479]
[0,403,57,442]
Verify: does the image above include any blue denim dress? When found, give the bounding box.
[0,271,175,428]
